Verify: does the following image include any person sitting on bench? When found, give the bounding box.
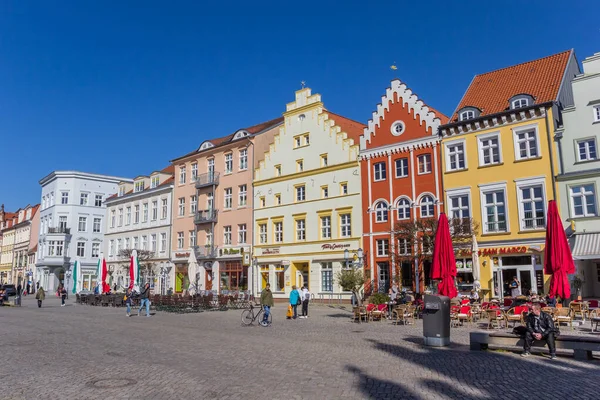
[522,303,557,360]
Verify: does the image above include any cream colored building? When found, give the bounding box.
[252,87,364,300]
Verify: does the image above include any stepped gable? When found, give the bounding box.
[360,79,447,150]
[451,50,571,122]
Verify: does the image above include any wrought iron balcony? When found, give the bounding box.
[195,172,220,188]
[194,245,219,259]
[194,209,218,224]
[47,226,71,235]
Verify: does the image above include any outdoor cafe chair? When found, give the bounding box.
[587,299,599,310]
[486,308,505,329]
[542,307,556,316]
[570,301,587,321]
[589,309,600,333]
[353,306,369,323]
[554,307,574,330]
[505,305,529,327]
[457,305,473,326]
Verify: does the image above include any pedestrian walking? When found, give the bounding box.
[260,283,274,326]
[60,285,67,306]
[300,285,310,318]
[289,285,300,320]
[16,283,23,306]
[124,288,133,317]
[137,283,151,317]
[36,287,45,308]
[26,282,31,294]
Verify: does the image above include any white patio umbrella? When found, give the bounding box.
[472,234,481,290]
[187,251,199,295]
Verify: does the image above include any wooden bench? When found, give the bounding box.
[470,331,600,360]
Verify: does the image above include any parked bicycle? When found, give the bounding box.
[241,302,272,326]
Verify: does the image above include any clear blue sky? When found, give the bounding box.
[0,1,596,210]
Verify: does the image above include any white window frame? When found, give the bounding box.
[419,195,435,218]
[109,240,115,257]
[395,158,409,178]
[161,199,168,219]
[569,183,597,218]
[78,216,87,232]
[259,223,267,244]
[478,181,509,234]
[141,235,147,250]
[126,206,131,225]
[460,110,475,121]
[512,124,541,161]
[80,193,89,206]
[179,166,186,184]
[373,162,387,181]
[160,233,167,252]
[445,187,472,222]
[191,163,198,182]
[593,105,600,122]
[296,185,306,202]
[296,219,306,241]
[134,205,140,223]
[93,218,101,233]
[94,194,103,207]
[417,154,432,175]
[320,216,331,239]
[152,200,158,220]
[151,175,160,188]
[376,239,389,257]
[444,139,467,171]
[92,242,100,258]
[239,149,248,171]
[187,231,194,248]
[142,203,148,222]
[177,232,184,250]
[76,242,86,258]
[238,224,247,244]
[224,225,232,245]
[340,213,352,238]
[398,238,411,256]
[374,201,388,223]
[274,222,283,243]
[239,185,247,207]
[61,191,69,204]
[515,177,547,231]
[477,131,502,166]
[512,98,529,109]
[225,153,233,174]
[190,196,197,214]
[396,197,411,220]
[224,188,232,209]
[576,138,598,162]
[178,198,185,216]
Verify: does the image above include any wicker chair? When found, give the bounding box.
[486,308,505,329]
[353,306,368,323]
[569,301,587,321]
[590,309,600,333]
[457,305,473,326]
[554,307,573,330]
[505,305,529,327]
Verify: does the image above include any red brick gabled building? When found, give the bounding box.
[359,79,448,294]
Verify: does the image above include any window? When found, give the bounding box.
[93,218,101,233]
[483,190,507,233]
[94,194,102,207]
[295,136,302,148]
[50,192,54,205]
[224,226,232,245]
[92,243,100,258]
[296,160,303,172]
[321,215,331,239]
[446,142,466,171]
[119,187,125,197]
[321,154,328,167]
[238,224,247,244]
[275,194,281,205]
[125,237,130,249]
[177,232,184,249]
[191,163,198,182]
[61,192,69,204]
[117,239,122,253]
[275,265,285,292]
[420,195,435,218]
[152,200,158,220]
[160,233,167,252]
[519,185,545,229]
[374,162,387,181]
[56,241,64,256]
[305,135,310,145]
[118,208,123,226]
[259,223,267,244]
[78,217,87,232]
[109,240,115,257]
[398,238,411,255]
[296,185,306,202]
[478,135,501,165]
[321,263,333,292]
[275,165,281,177]
[417,154,432,174]
[577,139,597,161]
[460,110,475,121]
[80,193,88,206]
[375,201,388,222]
[274,221,283,243]
[77,242,85,257]
[134,181,145,192]
[239,185,247,206]
[178,198,185,216]
[179,166,186,184]
[391,120,405,136]
[340,214,351,237]
[142,203,148,222]
[161,199,168,219]
[571,185,597,217]
[133,236,139,249]
[512,98,529,109]
[151,175,160,188]
[141,235,147,250]
[126,207,131,225]
[190,196,197,214]
[449,195,470,220]
[296,219,306,241]
[376,239,389,257]
[259,197,265,208]
[341,183,348,195]
[187,231,194,248]
[239,149,248,170]
[224,188,232,209]
[134,205,140,223]
[294,134,310,148]
[321,186,329,198]
[514,128,539,160]
[397,198,411,220]
[594,105,600,122]
[111,210,116,228]
[395,158,408,178]
[225,153,233,174]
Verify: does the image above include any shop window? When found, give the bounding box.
[275,265,285,292]
[220,261,247,292]
[261,266,269,290]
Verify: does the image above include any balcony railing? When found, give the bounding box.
[194,245,219,259]
[484,221,507,233]
[47,226,71,234]
[195,172,220,188]
[523,216,546,230]
[194,209,218,224]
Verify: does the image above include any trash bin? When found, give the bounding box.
[423,294,450,347]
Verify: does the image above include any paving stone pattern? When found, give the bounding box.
[1,297,599,399]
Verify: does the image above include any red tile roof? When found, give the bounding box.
[325,111,366,143]
[428,107,450,125]
[451,50,572,122]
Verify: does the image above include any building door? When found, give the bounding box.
[518,269,533,297]
[377,262,389,293]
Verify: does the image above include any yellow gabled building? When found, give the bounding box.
[439,50,580,299]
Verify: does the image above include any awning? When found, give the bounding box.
[571,233,600,260]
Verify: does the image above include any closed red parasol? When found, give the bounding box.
[544,200,575,300]
[431,213,458,298]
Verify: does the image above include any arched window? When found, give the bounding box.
[375,201,389,223]
[420,195,435,218]
[397,199,411,220]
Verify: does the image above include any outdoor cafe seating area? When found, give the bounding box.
[75,290,253,313]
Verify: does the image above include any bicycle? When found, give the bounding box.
[241,303,272,326]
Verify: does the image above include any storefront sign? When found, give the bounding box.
[219,247,243,257]
[321,243,351,250]
[174,252,191,259]
[457,246,528,257]
[281,260,290,266]
[262,247,280,255]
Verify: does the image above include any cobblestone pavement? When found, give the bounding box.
[1,297,599,400]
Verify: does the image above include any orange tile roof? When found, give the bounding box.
[451,50,572,122]
[325,111,366,143]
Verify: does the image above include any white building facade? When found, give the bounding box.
[35,171,131,292]
[252,88,364,300]
[104,168,174,294]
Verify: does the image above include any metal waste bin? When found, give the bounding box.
[423,294,450,347]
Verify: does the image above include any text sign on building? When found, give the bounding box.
[457,246,528,257]
[174,252,191,259]
[262,248,280,255]
[321,243,351,250]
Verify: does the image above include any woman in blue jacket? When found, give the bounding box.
[289,285,300,320]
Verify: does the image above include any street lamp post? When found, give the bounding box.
[252,257,258,299]
[343,248,364,270]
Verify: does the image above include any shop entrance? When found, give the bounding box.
[294,262,309,290]
[377,262,390,293]
[493,255,535,298]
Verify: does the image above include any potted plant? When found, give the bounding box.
[572,274,584,301]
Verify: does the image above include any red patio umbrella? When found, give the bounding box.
[431,213,458,298]
[544,200,575,300]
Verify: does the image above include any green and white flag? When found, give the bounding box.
[72,261,78,294]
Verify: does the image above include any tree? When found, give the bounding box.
[336,268,366,307]
[117,249,157,285]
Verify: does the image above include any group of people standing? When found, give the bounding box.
[289,285,310,319]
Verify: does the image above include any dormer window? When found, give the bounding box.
[233,130,249,140]
[509,94,534,110]
[151,175,160,189]
[199,141,214,151]
[134,181,145,193]
[119,187,125,197]
[458,107,480,121]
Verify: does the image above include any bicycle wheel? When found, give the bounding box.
[264,311,273,326]
[258,309,273,326]
[241,309,254,325]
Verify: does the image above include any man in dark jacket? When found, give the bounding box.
[260,284,274,326]
[137,283,151,317]
[522,303,556,359]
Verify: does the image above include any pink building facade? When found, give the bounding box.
[170,118,283,293]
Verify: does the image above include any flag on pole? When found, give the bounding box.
[72,261,78,295]
[101,255,110,294]
[96,258,102,293]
